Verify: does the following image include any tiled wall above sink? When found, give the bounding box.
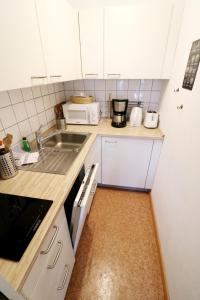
[0,83,65,146]
[64,79,164,118]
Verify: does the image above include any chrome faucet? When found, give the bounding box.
[35,125,43,151]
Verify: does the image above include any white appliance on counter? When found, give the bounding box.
[143,111,159,128]
[64,163,99,253]
[63,102,100,125]
[130,106,143,127]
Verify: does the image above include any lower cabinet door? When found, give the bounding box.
[102,137,153,188]
[30,219,75,300]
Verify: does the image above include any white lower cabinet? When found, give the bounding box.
[101,136,162,189]
[21,207,74,300]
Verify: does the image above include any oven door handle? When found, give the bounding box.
[70,163,99,253]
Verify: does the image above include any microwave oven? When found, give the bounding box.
[63,102,100,125]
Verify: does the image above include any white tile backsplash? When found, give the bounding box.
[40,84,48,96]
[152,79,162,91]
[128,91,139,101]
[0,91,11,108]
[64,79,164,118]
[0,106,16,128]
[94,80,105,91]
[116,90,128,99]
[25,100,37,118]
[18,120,32,138]
[47,84,54,94]
[35,97,45,113]
[21,87,33,101]
[128,79,140,91]
[140,79,153,91]
[43,95,51,110]
[106,79,117,91]
[29,115,40,132]
[117,79,128,91]
[32,86,41,98]
[8,89,23,104]
[13,102,27,122]
[0,82,65,146]
[74,80,84,91]
[95,91,106,102]
[64,81,74,90]
[6,124,21,145]
[84,79,95,91]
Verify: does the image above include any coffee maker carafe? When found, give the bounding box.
[111,99,128,128]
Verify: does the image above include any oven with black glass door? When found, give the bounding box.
[64,163,98,253]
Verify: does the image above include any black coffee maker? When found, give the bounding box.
[111,99,128,128]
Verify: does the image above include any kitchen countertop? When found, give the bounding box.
[0,119,164,294]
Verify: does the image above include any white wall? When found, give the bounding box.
[152,1,200,299]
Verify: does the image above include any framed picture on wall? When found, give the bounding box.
[182,39,200,90]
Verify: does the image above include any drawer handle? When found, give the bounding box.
[50,75,62,78]
[31,76,47,79]
[48,240,63,269]
[57,264,70,290]
[40,225,59,255]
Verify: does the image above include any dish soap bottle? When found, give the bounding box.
[22,137,31,152]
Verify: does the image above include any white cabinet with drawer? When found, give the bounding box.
[21,207,74,300]
[101,136,162,189]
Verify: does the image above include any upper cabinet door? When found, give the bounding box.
[79,8,104,79]
[0,0,46,91]
[104,3,172,79]
[35,0,81,83]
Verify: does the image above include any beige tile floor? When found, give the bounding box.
[65,187,166,300]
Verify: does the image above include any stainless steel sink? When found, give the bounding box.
[42,132,88,151]
[20,131,90,175]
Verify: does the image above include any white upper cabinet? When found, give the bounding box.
[0,0,46,91]
[79,8,104,79]
[104,2,172,79]
[35,0,81,83]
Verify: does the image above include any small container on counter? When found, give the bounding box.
[0,140,18,179]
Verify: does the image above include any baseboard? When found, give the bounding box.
[149,193,170,300]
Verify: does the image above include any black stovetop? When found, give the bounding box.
[0,193,52,262]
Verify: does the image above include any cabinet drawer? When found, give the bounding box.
[21,208,66,298]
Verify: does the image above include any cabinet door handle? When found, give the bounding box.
[104,140,117,144]
[107,74,121,78]
[40,225,59,255]
[50,75,62,78]
[57,264,70,290]
[31,76,47,79]
[48,240,63,269]
[85,73,98,78]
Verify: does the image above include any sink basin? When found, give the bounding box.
[20,131,91,175]
[42,132,88,151]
